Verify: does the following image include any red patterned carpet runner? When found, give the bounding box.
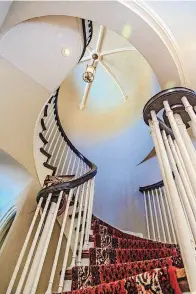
[54,216,187,294]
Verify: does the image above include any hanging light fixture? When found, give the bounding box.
[83,53,98,83]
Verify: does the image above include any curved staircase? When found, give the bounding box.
[5,19,190,294]
[56,216,186,294]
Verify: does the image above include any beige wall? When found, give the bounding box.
[0,56,50,179]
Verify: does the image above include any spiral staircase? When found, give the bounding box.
[3,15,196,294]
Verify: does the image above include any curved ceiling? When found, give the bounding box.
[58,23,161,232]
[0,0,183,89]
[0,15,83,91]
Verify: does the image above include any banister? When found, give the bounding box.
[37,88,97,202]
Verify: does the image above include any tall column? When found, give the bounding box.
[162,131,196,243]
[168,136,196,218]
[151,110,196,291]
[163,100,196,197]
[149,120,177,242]
[174,113,196,171]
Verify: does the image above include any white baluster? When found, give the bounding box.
[29,194,63,294]
[52,136,64,167]
[159,187,171,243]
[151,110,196,291]
[83,178,95,249]
[162,130,196,242]
[77,180,91,265]
[163,100,196,196]
[143,191,150,239]
[174,113,196,171]
[151,189,160,241]
[155,188,166,243]
[58,160,82,293]
[15,194,52,294]
[168,135,196,219]
[6,197,43,294]
[70,181,86,268]
[148,190,156,240]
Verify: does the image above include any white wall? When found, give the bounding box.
[0,15,83,91]
[0,150,32,220]
[0,56,50,178]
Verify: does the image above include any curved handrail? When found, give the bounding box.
[37,88,97,201]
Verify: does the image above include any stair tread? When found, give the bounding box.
[58,267,173,294]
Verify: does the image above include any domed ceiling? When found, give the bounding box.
[58,22,162,234]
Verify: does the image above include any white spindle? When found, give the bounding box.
[45,189,74,294]
[51,136,64,166]
[70,181,86,268]
[30,194,63,294]
[151,189,160,241]
[163,131,196,242]
[47,127,59,154]
[58,160,82,292]
[56,145,67,175]
[159,187,171,243]
[155,188,166,242]
[83,178,94,249]
[162,187,177,243]
[77,179,91,265]
[6,197,43,294]
[15,194,52,294]
[143,191,150,239]
[168,135,196,219]
[163,100,196,197]
[148,190,156,240]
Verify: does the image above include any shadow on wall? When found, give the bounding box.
[0,149,32,220]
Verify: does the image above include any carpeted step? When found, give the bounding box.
[94,233,177,250]
[56,267,173,294]
[89,247,179,266]
[71,256,183,290]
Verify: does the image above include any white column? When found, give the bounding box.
[163,100,196,197]
[151,189,160,241]
[159,187,172,243]
[174,113,196,171]
[168,136,196,219]
[149,119,177,242]
[143,191,150,239]
[155,188,166,242]
[182,96,196,135]
[151,110,196,291]
[162,131,196,243]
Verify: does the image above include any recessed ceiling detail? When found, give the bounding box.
[80,25,134,110]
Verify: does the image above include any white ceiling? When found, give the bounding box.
[58,23,161,233]
[0,15,83,91]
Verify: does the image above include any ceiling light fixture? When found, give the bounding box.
[83,53,98,83]
[61,48,70,57]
